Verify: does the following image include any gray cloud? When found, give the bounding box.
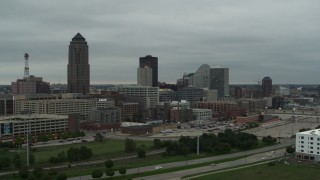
[1,0,320,85]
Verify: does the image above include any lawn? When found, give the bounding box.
[192,162,320,180]
[32,138,153,163]
[0,138,154,165]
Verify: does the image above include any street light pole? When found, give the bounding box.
[22,110,31,167]
[197,113,200,156]
[26,112,31,167]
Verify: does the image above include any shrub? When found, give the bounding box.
[56,173,67,180]
[91,169,103,179]
[19,167,29,179]
[105,159,114,168]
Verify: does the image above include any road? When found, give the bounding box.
[68,139,294,180]
[136,149,287,180]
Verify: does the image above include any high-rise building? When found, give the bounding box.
[209,68,229,97]
[137,66,152,86]
[139,55,158,87]
[190,64,210,88]
[68,33,90,95]
[262,77,272,97]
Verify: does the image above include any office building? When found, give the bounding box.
[116,85,159,109]
[13,94,115,120]
[192,109,213,121]
[234,86,243,98]
[12,75,50,95]
[90,107,122,124]
[139,55,158,87]
[262,77,272,97]
[120,102,140,120]
[209,67,229,97]
[0,95,14,116]
[68,33,90,95]
[177,87,204,103]
[137,66,152,86]
[296,129,320,161]
[190,64,210,88]
[159,89,176,102]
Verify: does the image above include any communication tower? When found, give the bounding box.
[24,53,29,78]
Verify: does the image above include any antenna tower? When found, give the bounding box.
[24,53,29,78]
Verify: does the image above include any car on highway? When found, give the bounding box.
[155,165,162,170]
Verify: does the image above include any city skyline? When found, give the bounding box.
[1,0,320,85]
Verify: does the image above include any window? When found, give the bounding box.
[311,142,314,145]
[301,136,304,139]
[310,151,313,153]
[301,141,304,143]
[301,150,304,152]
[311,137,314,140]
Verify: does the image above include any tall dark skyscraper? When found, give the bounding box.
[68,33,90,95]
[139,55,158,87]
[209,68,229,97]
[262,76,272,97]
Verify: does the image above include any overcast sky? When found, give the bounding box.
[1,0,320,85]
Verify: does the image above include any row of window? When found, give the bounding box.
[299,149,320,154]
[299,136,320,141]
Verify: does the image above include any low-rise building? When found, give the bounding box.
[0,114,74,142]
[296,129,320,161]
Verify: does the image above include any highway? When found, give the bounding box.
[68,139,294,180]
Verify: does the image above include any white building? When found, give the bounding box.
[137,66,152,86]
[116,85,159,109]
[192,109,212,120]
[296,129,320,161]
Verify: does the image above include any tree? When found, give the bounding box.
[79,146,93,160]
[47,169,57,176]
[95,133,103,143]
[91,169,103,179]
[105,168,115,177]
[56,173,67,180]
[0,157,11,170]
[13,153,22,168]
[262,136,277,144]
[105,159,114,168]
[33,166,43,178]
[153,139,162,148]
[19,167,29,179]
[137,146,146,158]
[125,138,136,153]
[286,146,295,154]
[118,167,127,176]
[38,134,49,142]
[29,154,35,165]
[15,135,23,147]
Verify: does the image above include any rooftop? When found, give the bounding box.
[298,129,320,136]
[72,33,85,41]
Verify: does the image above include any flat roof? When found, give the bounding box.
[297,129,320,136]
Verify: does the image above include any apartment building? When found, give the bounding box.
[296,129,320,161]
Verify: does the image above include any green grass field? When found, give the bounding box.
[192,163,320,180]
[0,138,154,165]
